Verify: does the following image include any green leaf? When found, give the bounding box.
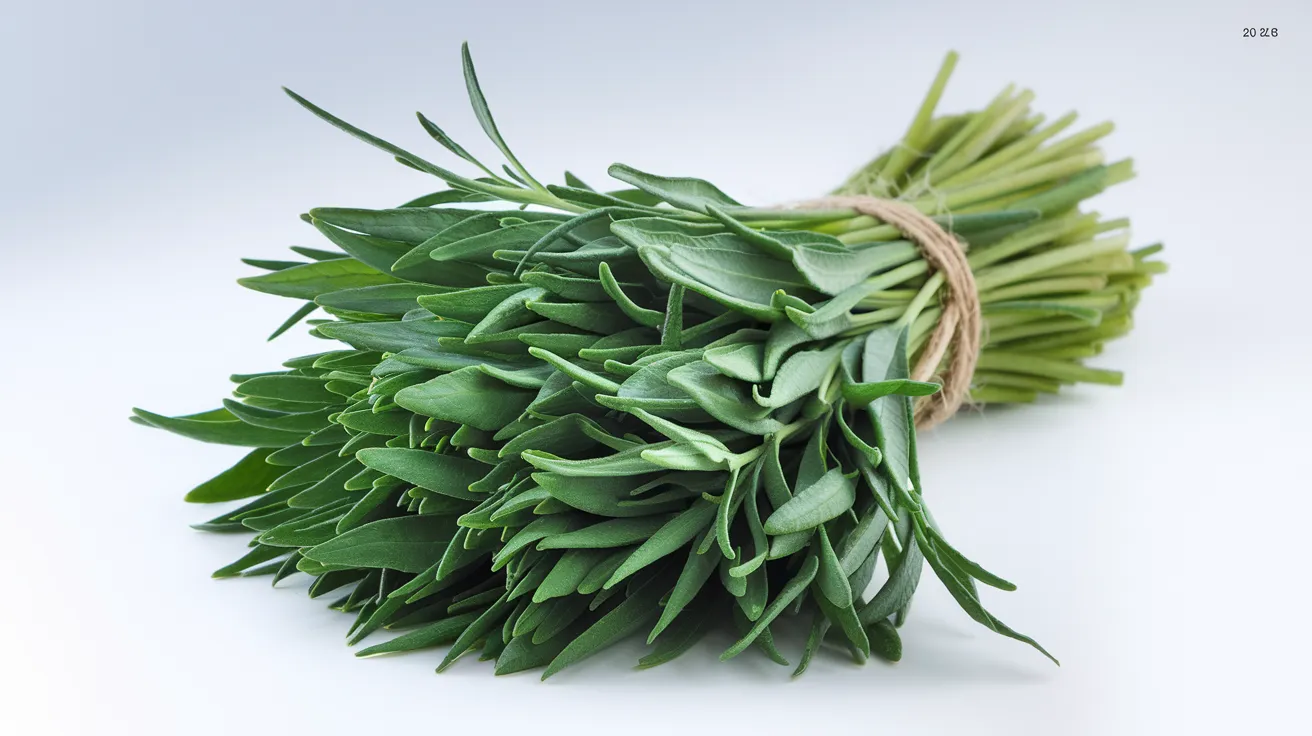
[862,325,916,492]
[614,223,814,321]
[859,521,923,626]
[607,164,741,214]
[527,348,621,393]
[526,299,633,335]
[647,543,720,643]
[316,284,452,316]
[243,258,305,271]
[867,619,902,662]
[395,367,535,432]
[234,375,337,405]
[433,220,560,266]
[628,409,736,468]
[266,448,346,493]
[317,318,470,353]
[308,206,486,245]
[497,414,605,460]
[814,589,870,661]
[541,571,666,679]
[461,43,544,191]
[574,546,633,595]
[337,480,403,534]
[792,613,830,677]
[720,555,818,660]
[268,301,318,340]
[492,515,580,570]
[915,525,1057,664]
[184,448,285,503]
[356,448,485,501]
[287,458,363,508]
[355,611,481,657]
[495,631,575,676]
[841,378,941,407]
[762,468,857,535]
[925,527,1017,592]
[282,86,494,197]
[220,399,337,433]
[259,501,350,547]
[519,270,611,303]
[704,341,766,383]
[522,446,663,478]
[212,544,289,579]
[598,261,663,327]
[311,219,486,286]
[132,407,308,448]
[638,600,714,669]
[639,442,725,472]
[666,361,783,436]
[815,526,854,609]
[416,112,506,183]
[753,342,845,408]
[838,504,889,578]
[416,283,526,323]
[538,516,674,551]
[533,549,610,603]
[238,258,400,300]
[605,499,716,589]
[530,595,592,644]
[303,515,455,573]
[437,592,513,672]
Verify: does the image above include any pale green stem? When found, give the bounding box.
[905,89,1036,196]
[979,275,1108,303]
[938,111,1077,188]
[871,51,960,189]
[973,233,1131,291]
[896,271,945,329]
[975,351,1123,385]
[915,152,1104,212]
[987,121,1115,179]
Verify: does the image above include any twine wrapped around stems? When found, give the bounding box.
[793,196,981,430]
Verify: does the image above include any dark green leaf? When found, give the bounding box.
[184,448,285,503]
[303,515,455,573]
[395,367,535,432]
[356,448,484,501]
[132,407,308,448]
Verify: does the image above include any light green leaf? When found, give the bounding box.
[239,258,400,300]
[607,164,741,213]
[763,468,857,535]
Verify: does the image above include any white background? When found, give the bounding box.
[2,1,1309,734]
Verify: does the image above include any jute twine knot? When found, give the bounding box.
[793,196,981,431]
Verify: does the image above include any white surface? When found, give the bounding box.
[2,1,1309,734]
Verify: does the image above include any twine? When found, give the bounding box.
[793,196,981,431]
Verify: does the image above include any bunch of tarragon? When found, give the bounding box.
[134,46,1164,678]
